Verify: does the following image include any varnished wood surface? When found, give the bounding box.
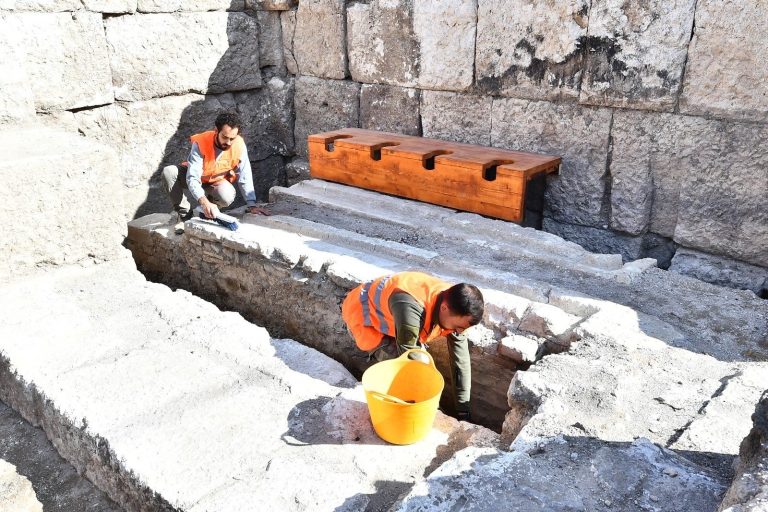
[308,128,561,222]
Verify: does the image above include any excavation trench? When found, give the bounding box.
[125,210,538,433]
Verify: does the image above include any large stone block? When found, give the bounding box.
[0,0,80,10]
[246,0,296,9]
[280,9,298,74]
[421,91,492,145]
[347,0,418,87]
[579,0,696,111]
[491,98,612,227]
[234,76,295,160]
[612,110,768,266]
[475,0,588,101]
[75,94,239,218]
[0,27,34,126]
[293,0,346,79]
[412,0,476,90]
[82,0,136,13]
[106,12,261,101]
[347,0,475,91]
[360,84,420,136]
[136,0,245,11]
[680,0,768,122]
[293,76,359,157]
[251,155,286,201]
[0,460,42,512]
[0,128,126,282]
[670,247,768,295]
[543,218,643,262]
[256,10,284,70]
[2,12,113,111]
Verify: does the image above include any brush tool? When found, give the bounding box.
[193,207,239,231]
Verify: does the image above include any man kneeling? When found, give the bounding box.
[161,111,269,233]
[342,271,484,421]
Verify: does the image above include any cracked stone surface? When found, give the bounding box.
[0,258,498,511]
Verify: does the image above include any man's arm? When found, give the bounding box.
[447,332,472,417]
[236,146,269,215]
[186,143,218,219]
[388,292,424,352]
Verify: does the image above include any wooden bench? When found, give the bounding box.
[308,128,561,223]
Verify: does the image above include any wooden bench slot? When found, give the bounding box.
[370,143,399,161]
[423,150,453,170]
[482,160,515,182]
[324,134,353,152]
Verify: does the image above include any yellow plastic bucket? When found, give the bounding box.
[362,349,444,445]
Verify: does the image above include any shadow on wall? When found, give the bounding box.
[133,2,281,218]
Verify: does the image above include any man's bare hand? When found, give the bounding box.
[246,206,271,216]
[199,197,219,219]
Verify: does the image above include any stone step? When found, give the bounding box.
[269,180,645,283]
[0,258,497,512]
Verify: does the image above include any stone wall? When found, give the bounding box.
[282,0,767,294]
[1,0,766,293]
[0,0,295,218]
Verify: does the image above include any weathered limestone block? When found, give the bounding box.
[81,0,136,13]
[680,0,768,123]
[251,156,286,201]
[107,12,261,101]
[669,248,768,295]
[517,302,580,352]
[421,91,492,145]
[719,391,768,512]
[246,0,296,9]
[0,260,497,512]
[75,93,238,217]
[476,0,588,101]
[0,0,80,10]
[612,110,768,267]
[360,84,420,136]
[293,76,360,157]
[293,0,346,79]
[505,331,768,455]
[0,460,42,512]
[3,12,113,111]
[579,0,696,111]
[610,110,705,237]
[412,0,476,90]
[395,439,727,512]
[674,127,768,269]
[256,10,284,70]
[543,218,644,263]
[347,0,475,91]
[670,365,767,456]
[498,335,538,364]
[491,98,612,227]
[0,128,126,283]
[137,0,245,11]
[347,0,417,87]
[0,27,34,125]
[234,76,295,160]
[482,289,531,336]
[286,157,309,186]
[280,9,298,74]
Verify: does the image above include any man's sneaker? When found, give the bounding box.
[169,211,189,235]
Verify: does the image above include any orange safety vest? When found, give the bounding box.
[342,272,453,351]
[190,130,244,185]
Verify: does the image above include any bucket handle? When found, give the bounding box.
[400,348,436,368]
[368,390,413,405]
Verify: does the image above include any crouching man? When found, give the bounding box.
[161,110,269,233]
[342,271,484,421]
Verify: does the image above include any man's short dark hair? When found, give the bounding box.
[443,283,484,325]
[215,111,242,132]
